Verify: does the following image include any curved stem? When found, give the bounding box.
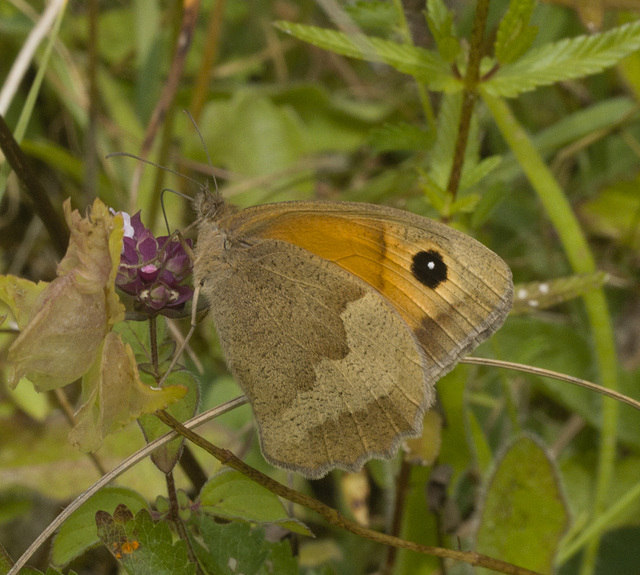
[7,396,248,575]
[156,409,542,575]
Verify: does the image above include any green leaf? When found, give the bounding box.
[428,92,463,189]
[418,171,448,213]
[484,20,640,97]
[470,181,509,228]
[426,0,455,39]
[20,140,114,201]
[68,332,187,453]
[192,516,297,575]
[467,409,492,474]
[392,466,439,574]
[51,487,148,567]
[115,317,175,372]
[425,0,460,62]
[459,155,503,193]
[511,272,609,315]
[0,489,34,524]
[433,368,473,480]
[275,21,458,92]
[494,0,538,65]
[475,435,569,574]
[0,276,48,329]
[96,505,195,575]
[0,544,14,575]
[138,368,199,474]
[198,470,312,536]
[496,317,640,451]
[197,91,313,204]
[449,193,480,215]
[579,174,640,251]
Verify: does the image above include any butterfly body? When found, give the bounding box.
[193,192,513,478]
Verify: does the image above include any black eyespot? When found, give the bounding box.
[411,250,447,289]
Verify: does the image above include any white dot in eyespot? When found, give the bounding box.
[427,260,436,270]
[539,283,549,294]
[517,288,528,299]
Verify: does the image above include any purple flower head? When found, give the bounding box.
[116,211,194,315]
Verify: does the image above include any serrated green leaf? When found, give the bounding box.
[275,21,459,91]
[51,487,148,567]
[494,0,537,64]
[475,435,569,574]
[450,193,480,214]
[138,368,199,473]
[418,171,448,212]
[425,0,460,62]
[198,470,312,536]
[96,506,195,575]
[459,155,502,192]
[192,516,297,575]
[484,20,640,97]
[429,92,462,188]
[511,272,608,315]
[426,0,454,36]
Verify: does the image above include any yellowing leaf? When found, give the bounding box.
[5,198,125,391]
[403,410,442,466]
[7,273,110,390]
[69,332,187,452]
[0,275,48,329]
[138,369,199,474]
[60,198,125,328]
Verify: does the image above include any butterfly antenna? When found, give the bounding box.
[183,110,219,193]
[160,188,192,234]
[106,152,203,189]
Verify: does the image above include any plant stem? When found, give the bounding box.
[166,470,202,574]
[447,0,490,200]
[149,315,159,377]
[482,92,619,574]
[0,113,69,257]
[382,458,412,574]
[156,410,543,575]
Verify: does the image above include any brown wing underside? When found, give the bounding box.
[228,202,514,374]
[200,238,433,478]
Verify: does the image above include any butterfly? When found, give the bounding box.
[192,192,513,478]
